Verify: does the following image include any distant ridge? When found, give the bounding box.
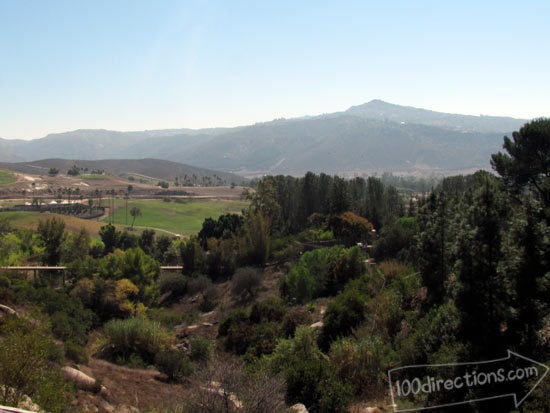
[0,158,248,185]
[0,100,530,176]
[345,100,527,133]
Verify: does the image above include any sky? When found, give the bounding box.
[1,0,549,140]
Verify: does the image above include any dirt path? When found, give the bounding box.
[75,358,189,412]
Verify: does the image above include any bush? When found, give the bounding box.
[249,298,287,324]
[147,308,183,328]
[158,272,188,297]
[282,245,365,304]
[154,350,193,381]
[0,317,73,411]
[281,307,313,337]
[189,336,212,363]
[188,275,219,311]
[65,341,89,364]
[102,318,170,365]
[231,267,262,302]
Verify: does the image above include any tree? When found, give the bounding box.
[0,317,72,411]
[491,118,550,214]
[99,224,121,255]
[61,227,90,264]
[67,164,80,176]
[329,211,374,246]
[130,206,142,228]
[37,217,66,266]
[241,211,270,266]
[455,177,512,359]
[48,167,59,176]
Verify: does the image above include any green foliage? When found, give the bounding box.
[179,236,205,275]
[374,216,418,262]
[102,317,171,365]
[60,227,90,264]
[204,237,236,279]
[139,228,156,255]
[15,284,93,345]
[99,223,120,254]
[187,274,218,312]
[71,276,144,322]
[321,284,369,349]
[146,308,184,329]
[37,217,66,266]
[240,211,271,266]
[189,336,212,363]
[154,350,193,381]
[158,272,188,297]
[281,306,313,338]
[103,247,160,304]
[48,167,59,176]
[329,335,391,398]
[398,301,463,365]
[0,317,73,412]
[282,245,365,303]
[64,341,89,364]
[455,177,513,358]
[0,169,17,185]
[491,117,550,211]
[264,326,352,413]
[329,211,374,245]
[67,164,80,176]
[198,213,244,248]
[218,301,288,358]
[130,206,142,228]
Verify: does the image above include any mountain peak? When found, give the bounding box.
[345,100,527,133]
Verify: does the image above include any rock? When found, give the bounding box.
[309,321,324,329]
[62,366,104,393]
[0,304,17,316]
[362,408,382,413]
[289,403,308,413]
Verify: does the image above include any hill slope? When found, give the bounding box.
[0,101,529,176]
[0,158,248,185]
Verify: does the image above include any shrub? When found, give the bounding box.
[147,308,183,328]
[102,318,170,365]
[189,336,212,363]
[282,245,365,303]
[231,267,262,302]
[65,341,89,364]
[249,298,287,324]
[0,317,73,411]
[188,275,219,311]
[281,307,313,337]
[155,350,193,381]
[158,272,188,297]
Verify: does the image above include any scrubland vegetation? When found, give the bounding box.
[0,119,548,412]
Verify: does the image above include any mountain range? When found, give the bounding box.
[0,100,529,177]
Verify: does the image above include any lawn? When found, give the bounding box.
[0,211,110,236]
[0,199,249,238]
[106,198,248,236]
[0,169,16,185]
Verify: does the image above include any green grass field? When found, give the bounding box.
[106,198,248,236]
[0,169,17,185]
[0,198,248,238]
[0,211,109,236]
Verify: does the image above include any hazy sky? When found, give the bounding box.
[1,0,549,139]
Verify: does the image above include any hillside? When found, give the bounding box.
[0,100,529,176]
[0,158,247,186]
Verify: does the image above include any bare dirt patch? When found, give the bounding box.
[74,358,189,412]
